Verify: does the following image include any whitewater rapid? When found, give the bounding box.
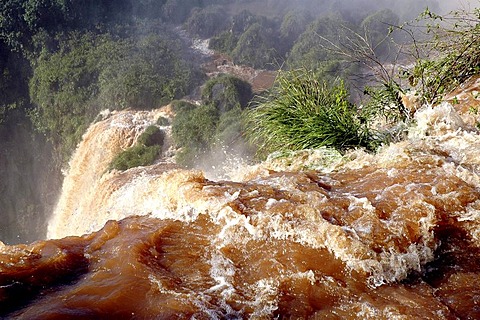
[13,77,474,318]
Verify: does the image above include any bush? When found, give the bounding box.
[137,125,165,147]
[108,144,161,171]
[209,31,238,54]
[231,22,281,69]
[184,6,227,38]
[287,15,350,70]
[244,68,379,156]
[108,125,164,171]
[214,106,243,146]
[201,74,253,113]
[170,99,196,113]
[172,104,219,167]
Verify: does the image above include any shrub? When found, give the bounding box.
[171,104,219,167]
[231,22,280,69]
[209,31,238,54]
[137,125,165,147]
[170,100,196,113]
[184,6,227,38]
[201,74,253,113]
[108,144,161,171]
[244,68,379,156]
[214,106,243,146]
[108,125,164,171]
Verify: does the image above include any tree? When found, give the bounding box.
[231,22,281,69]
[184,6,228,38]
[279,9,310,54]
[360,9,399,59]
[287,15,351,70]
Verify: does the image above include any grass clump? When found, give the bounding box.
[245,68,380,156]
[108,125,163,171]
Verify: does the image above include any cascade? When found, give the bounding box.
[1,79,480,318]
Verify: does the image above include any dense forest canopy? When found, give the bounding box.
[0,0,440,152]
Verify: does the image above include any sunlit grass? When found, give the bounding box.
[244,68,379,156]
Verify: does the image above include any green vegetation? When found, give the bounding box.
[401,8,480,105]
[28,31,202,161]
[172,75,252,167]
[156,116,170,126]
[108,125,164,171]
[202,74,253,112]
[184,6,227,38]
[108,144,161,171]
[172,104,219,167]
[244,69,381,156]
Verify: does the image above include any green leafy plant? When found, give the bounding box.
[108,144,161,171]
[201,74,253,113]
[244,68,380,156]
[108,125,164,171]
[172,104,219,167]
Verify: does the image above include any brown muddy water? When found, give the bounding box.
[1,80,480,318]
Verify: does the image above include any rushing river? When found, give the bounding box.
[1,78,480,318]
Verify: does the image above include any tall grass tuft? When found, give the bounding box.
[244,68,378,156]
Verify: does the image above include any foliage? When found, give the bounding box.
[108,144,161,171]
[29,30,202,162]
[201,74,253,113]
[170,100,197,113]
[172,104,219,167]
[209,31,238,54]
[0,0,66,52]
[161,0,202,24]
[401,8,480,105]
[362,82,408,123]
[28,32,101,157]
[137,125,165,147]
[108,125,164,171]
[231,22,281,69]
[156,116,170,126]
[0,43,29,125]
[360,9,399,59]
[279,9,311,54]
[184,6,227,38]
[214,106,244,147]
[97,33,203,109]
[287,15,351,70]
[173,74,252,166]
[209,10,283,68]
[244,68,380,156]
